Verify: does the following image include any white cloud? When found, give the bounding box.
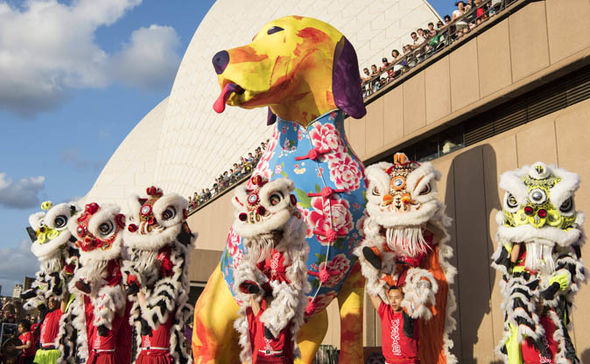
[0,0,181,116]
[111,25,181,90]
[0,172,45,209]
[0,239,38,296]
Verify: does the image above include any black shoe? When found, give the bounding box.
[363,247,382,270]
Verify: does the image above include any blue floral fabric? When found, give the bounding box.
[220,110,367,315]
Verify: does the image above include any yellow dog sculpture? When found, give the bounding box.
[195,16,366,363]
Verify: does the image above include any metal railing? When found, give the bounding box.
[361,0,516,100]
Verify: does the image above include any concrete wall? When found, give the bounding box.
[346,0,590,162]
[186,0,590,361]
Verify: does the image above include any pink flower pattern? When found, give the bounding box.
[302,196,353,246]
[327,152,363,192]
[306,291,338,315]
[310,254,351,287]
[309,123,347,157]
[227,227,243,269]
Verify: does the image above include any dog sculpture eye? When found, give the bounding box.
[54,215,68,229]
[267,26,284,35]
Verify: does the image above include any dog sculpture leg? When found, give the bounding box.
[295,308,329,364]
[192,265,241,364]
[337,261,365,363]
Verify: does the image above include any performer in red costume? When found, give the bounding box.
[33,297,64,364]
[231,177,310,364]
[60,202,132,364]
[15,319,36,364]
[123,186,195,364]
[369,287,419,364]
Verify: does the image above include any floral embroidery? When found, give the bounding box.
[328,152,363,191]
[303,196,353,246]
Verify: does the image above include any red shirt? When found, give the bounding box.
[378,303,418,364]
[521,314,558,364]
[18,331,36,357]
[84,296,123,352]
[247,301,293,363]
[40,309,63,347]
[140,314,173,349]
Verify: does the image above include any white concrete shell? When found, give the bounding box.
[86,0,440,204]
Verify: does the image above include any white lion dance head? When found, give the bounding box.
[365,152,448,257]
[232,175,303,262]
[23,201,79,310]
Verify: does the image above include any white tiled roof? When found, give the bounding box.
[87,0,440,204]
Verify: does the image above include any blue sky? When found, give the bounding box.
[0,0,456,294]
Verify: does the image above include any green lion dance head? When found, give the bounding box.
[496,162,584,273]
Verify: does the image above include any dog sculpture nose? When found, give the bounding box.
[212,50,229,74]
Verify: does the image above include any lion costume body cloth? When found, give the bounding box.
[123,186,195,364]
[193,16,368,363]
[491,162,585,364]
[59,202,132,364]
[355,153,457,364]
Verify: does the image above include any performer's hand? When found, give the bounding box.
[74,280,91,294]
[97,325,109,337]
[362,246,382,270]
[137,291,147,307]
[264,326,275,340]
[140,318,152,336]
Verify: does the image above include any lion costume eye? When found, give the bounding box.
[98,221,114,237]
[269,192,283,206]
[162,206,176,220]
[505,193,518,209]
[267,26,284,35]
[418,183,431,195]
[54,215,68,229]
[371,186,380,196]
[560,197,574,214]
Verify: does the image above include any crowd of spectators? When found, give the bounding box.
[0,297,42,363]
[361,0,511,98]
[187,140,270,211]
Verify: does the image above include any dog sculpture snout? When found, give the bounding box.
[212,50,229,75]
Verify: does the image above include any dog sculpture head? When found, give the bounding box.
[212,15,366,126]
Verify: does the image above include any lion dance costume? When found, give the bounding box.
[492,162,585,363]
[355,153,457,364]
[231,176,309,363]
[23,201,79,363]
[60,202,132,364]
[194,15,367,363]
[123,186,195,363]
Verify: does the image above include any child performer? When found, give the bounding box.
[369,286,419,364]
[15,319,36,364]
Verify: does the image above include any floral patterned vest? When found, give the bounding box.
[221,109,367,316]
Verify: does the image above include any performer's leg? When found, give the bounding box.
[295,308,328,364]
[337,261,364,363]
[192,264,241,364]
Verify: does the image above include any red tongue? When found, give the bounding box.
[213,83,237,113]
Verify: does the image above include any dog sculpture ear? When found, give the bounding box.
[267,107,277,125]
[332,36,366,119]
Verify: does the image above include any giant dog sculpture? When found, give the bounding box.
[193,16,367,363]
